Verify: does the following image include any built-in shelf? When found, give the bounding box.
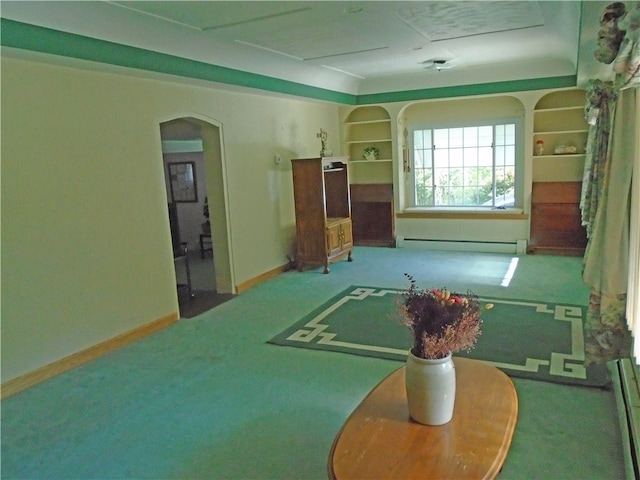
[533,129,588,135]
[349,158,393,164]
[344,119,392,126]
[346,139,393,144]
[535,106,584,113]
[343,106,393,184]
[534,154,586,160]
[342,106,394,245]
[529,89,588,256]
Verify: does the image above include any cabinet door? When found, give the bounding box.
[326,224,342,256]
[340,219,353,250]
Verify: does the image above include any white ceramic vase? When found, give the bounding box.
[405,350,456,425]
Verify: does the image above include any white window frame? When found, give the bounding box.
[408,117,523,209]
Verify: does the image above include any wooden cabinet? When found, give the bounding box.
[528,182,587,256]
[350,184,394,247]
[291,156,353,273]
[327,218,353,256]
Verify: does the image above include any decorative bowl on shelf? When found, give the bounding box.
[554,145,577,154]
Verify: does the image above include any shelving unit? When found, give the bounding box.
[529,89,588,255]
[342,106,395,246]
[532,89,588,182]
[344,106,393,184]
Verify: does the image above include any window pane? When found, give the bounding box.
[495,145,505,166]
[450,148,463,167]
[464,148,478,167]
[449,168,463,187]
[478,167,493,186]
[449,128,463,148]
[495,124,505,145]
[434,129,448,149]
[434,149,449,169]
[478,147,493,166]
[415,166,433,205]
[463,127,478,147]
[505,124,515,144]
[410,122,517,208]
[449,186,463,205]
[479,126,493,146]
[434,168,449,186]
[505,145,515,166]
[463,188,478,205]
[416,186,433,205]
[414,148,433,169]
[464,167,478,185]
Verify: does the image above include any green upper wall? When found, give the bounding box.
[1,18,577,105]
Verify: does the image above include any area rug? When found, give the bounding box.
[268,286,611,387]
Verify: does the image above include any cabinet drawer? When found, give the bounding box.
[530,203,587,249]
[532,182,582,203]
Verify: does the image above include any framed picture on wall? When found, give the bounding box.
[168,161,198,203]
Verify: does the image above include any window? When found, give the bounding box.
[411,121,517,207]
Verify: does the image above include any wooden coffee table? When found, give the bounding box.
[328,357,518,480]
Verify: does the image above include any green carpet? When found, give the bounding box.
[269,285,611,387]
[1,249,626,479]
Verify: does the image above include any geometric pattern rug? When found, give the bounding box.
[268,286,611,388]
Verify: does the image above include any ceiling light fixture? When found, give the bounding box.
[422,59,455,71]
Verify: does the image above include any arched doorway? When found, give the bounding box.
[159,115,235,316]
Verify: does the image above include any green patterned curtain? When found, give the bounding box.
[582,87,636,365]
[581,1,640,365]
[580,80,616,238]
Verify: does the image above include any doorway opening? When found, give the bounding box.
[159,116,235,317]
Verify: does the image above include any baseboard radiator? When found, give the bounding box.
[611,358,640,479]
[396,237,527,255]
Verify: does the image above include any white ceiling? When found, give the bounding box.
[1,1,603,95]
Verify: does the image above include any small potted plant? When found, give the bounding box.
[396,274,492,425]
[362,146,380,160]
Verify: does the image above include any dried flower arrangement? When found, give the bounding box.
[397,274,493,360]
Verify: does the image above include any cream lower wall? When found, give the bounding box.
[395,218,529,252]
[1,56,340,382]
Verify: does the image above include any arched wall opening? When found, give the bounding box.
[159,115,235,298]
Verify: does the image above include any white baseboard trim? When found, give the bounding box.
[1,312,179,399]
[396,237,527,255]
[610,358,640,480]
